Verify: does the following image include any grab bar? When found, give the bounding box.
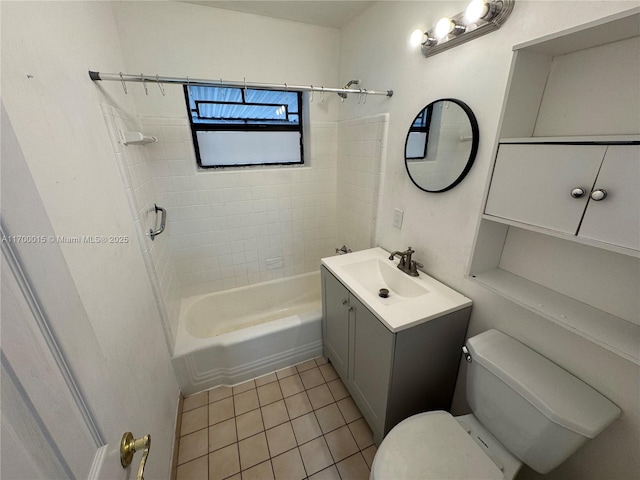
[149,204,166,240]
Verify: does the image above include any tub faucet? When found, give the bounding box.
[336,245,352,254]
[388,247,423,277]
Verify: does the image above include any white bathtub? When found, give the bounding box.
[172,271,322,395]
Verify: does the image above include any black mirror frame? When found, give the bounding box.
[404,98,479,193]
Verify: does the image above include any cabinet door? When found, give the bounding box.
[349,295,394,437]
[485,144,607,234]
[579,145,640,250]
[321,268,350,379]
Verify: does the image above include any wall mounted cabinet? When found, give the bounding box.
[485,143,639,250]
[321,266,470,445]
[469,8,640,365]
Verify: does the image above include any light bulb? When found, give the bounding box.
[410,29,425,48]
[434,17,454,39]
[465,0,490,23]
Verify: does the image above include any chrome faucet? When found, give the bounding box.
[388,247,423,277]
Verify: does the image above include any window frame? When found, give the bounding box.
[406,104,434,160]
[183,85,305,169]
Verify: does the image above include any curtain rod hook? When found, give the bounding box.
[156,75,165,96]
[321,86,325,103]
[141,73,148,96]
[310,86,314,102]
[119,72,127,95]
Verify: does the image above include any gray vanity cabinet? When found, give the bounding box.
[321,266,470,445]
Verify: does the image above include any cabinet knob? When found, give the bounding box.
[570,187,586,198]
[590,189,608,201]
[348,306,354,312]
[341,299,348,306]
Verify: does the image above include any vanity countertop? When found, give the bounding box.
[321,247,472,332]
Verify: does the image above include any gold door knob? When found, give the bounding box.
[120,432,151,480]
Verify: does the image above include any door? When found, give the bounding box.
[322,268,350,379]
[2,247,97,478]
[578,145,640,250]
[1,240,129,480]
[348,296,394,437]
[1,107,143,480]
[485,144,607,234]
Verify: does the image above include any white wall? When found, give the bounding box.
[1,2,179,477]
[111,1,341,122]
[339,1,640,479]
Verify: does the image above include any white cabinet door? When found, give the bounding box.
[485,144,607,234]
[579,145,640,250]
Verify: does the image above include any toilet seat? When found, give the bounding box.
[371,411,506,480]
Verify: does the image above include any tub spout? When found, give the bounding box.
[336,245,352,254]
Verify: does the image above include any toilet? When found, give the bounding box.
[371,329,621,479]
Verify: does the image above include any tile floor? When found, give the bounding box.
[176,357,377,480]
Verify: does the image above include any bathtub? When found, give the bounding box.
[172,271,323,395]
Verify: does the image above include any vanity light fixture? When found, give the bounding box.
[434,17,465,40]
[416,0,514,58]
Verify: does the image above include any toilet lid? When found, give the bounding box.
[372,411,505,480]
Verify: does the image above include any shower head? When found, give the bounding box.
[337,79,360,99]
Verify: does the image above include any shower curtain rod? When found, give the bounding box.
[88,71,394,98]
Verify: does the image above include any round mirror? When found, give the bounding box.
[404,98,479,193]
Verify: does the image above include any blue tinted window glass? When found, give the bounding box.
[185,85,304,168]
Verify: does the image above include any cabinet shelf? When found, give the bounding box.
[470,268,640,365]
[481,215,640,259]
[500,135,640,145]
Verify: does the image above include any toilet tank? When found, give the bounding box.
[465,330,620,474]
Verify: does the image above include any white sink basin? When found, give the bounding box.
[341,258,428,300]
[322,247,472,332]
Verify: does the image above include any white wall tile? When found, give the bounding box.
[336,114,387,252]
[140,117,339,297]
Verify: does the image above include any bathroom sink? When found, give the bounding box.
[322,247,472,332]
[341,258,428,300]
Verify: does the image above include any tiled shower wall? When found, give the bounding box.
[102,109,387,345]
[336,114,389,251]
[140,118,339,298]
[101,104,182,345]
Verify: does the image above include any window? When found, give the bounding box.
[184,85,304,168]
[405,106,432,160]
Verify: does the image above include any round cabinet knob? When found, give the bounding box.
[341,299,348,306]
[590,189,608,201]
[570,187,586,198]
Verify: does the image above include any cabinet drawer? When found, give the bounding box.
[485,144,606,234]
